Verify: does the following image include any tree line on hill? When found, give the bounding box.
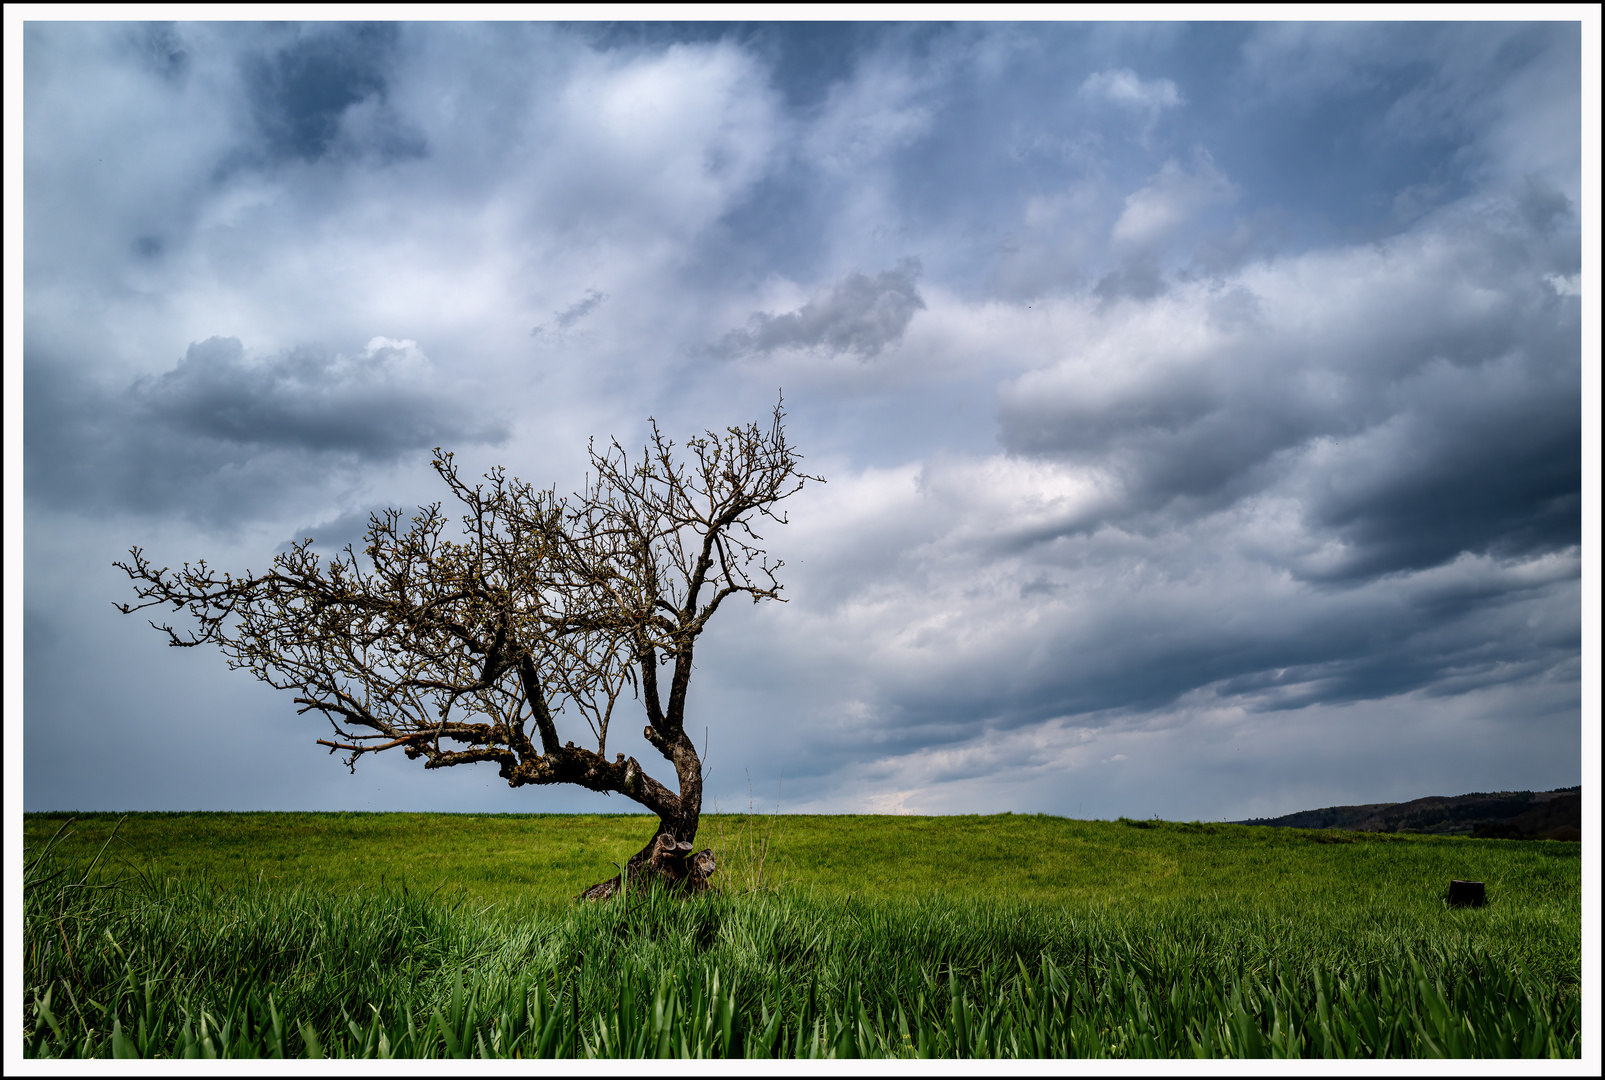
[1232,787,1580,840]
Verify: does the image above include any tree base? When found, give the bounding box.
[577,833,717,901]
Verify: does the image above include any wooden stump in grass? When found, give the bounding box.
[1448,879,1486,907]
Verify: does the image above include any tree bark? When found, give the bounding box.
[577,827,717,902]
[577,641,715,902]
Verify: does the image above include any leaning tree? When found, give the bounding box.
[117,401,819,898]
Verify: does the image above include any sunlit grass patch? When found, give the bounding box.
[21,812,1581,1058]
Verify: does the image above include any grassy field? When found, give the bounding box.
[21,812,1582,1059]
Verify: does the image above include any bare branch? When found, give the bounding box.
[115,396,820,889]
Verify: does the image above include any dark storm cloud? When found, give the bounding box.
[823,548,1577,756]
[731,529,1580,813]
[1299,358,1580,581]
[243,22,410,163]
[717,260,925,359]
[25,336,507,523]
[996,197,1581,583]
[276,507,394,558]
[135,336,490,454]
[1022,564,1568,725]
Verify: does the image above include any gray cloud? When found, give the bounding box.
[275,507,394,558]
[1091,256,1166,303]
[533,289,607,340]
[135,336,489,454]
[718,260,926,359]
[695,459,1580,808]
[777,674,1581,819]
[996,195,1581,583]
[242,22,420,164]
[133,22,191,83]
[1297,357,1579,581]
[552,290,606,331]
[26,335,507,523]
[695,181,1581,797]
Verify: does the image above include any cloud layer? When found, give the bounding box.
[19,21,1587,820]
[717,260,926,358]
[27,335,505,524]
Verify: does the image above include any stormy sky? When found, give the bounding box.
[15,19,1593,821]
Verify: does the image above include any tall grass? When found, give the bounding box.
[22,818,1580,1059]
[708,776,792,894]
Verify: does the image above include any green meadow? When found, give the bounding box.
[21,812,1582,1059]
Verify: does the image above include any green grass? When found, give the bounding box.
[21,812,1582,1059]
[21,810,1582,909]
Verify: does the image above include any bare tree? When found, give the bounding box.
[116,401,819,898]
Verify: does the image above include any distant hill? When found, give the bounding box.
[1471,793,1582,842]
[1232,787,1580,839]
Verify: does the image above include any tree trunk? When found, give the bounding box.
[576,756,715,901]
[577,827,717,902]
[578,664,715,902]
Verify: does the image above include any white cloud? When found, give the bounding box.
[804,57,935,175]
[550,42,781,238]
[1547,273,1581,297]
[1111,152,1236,248]
[1080,68,1184,112]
